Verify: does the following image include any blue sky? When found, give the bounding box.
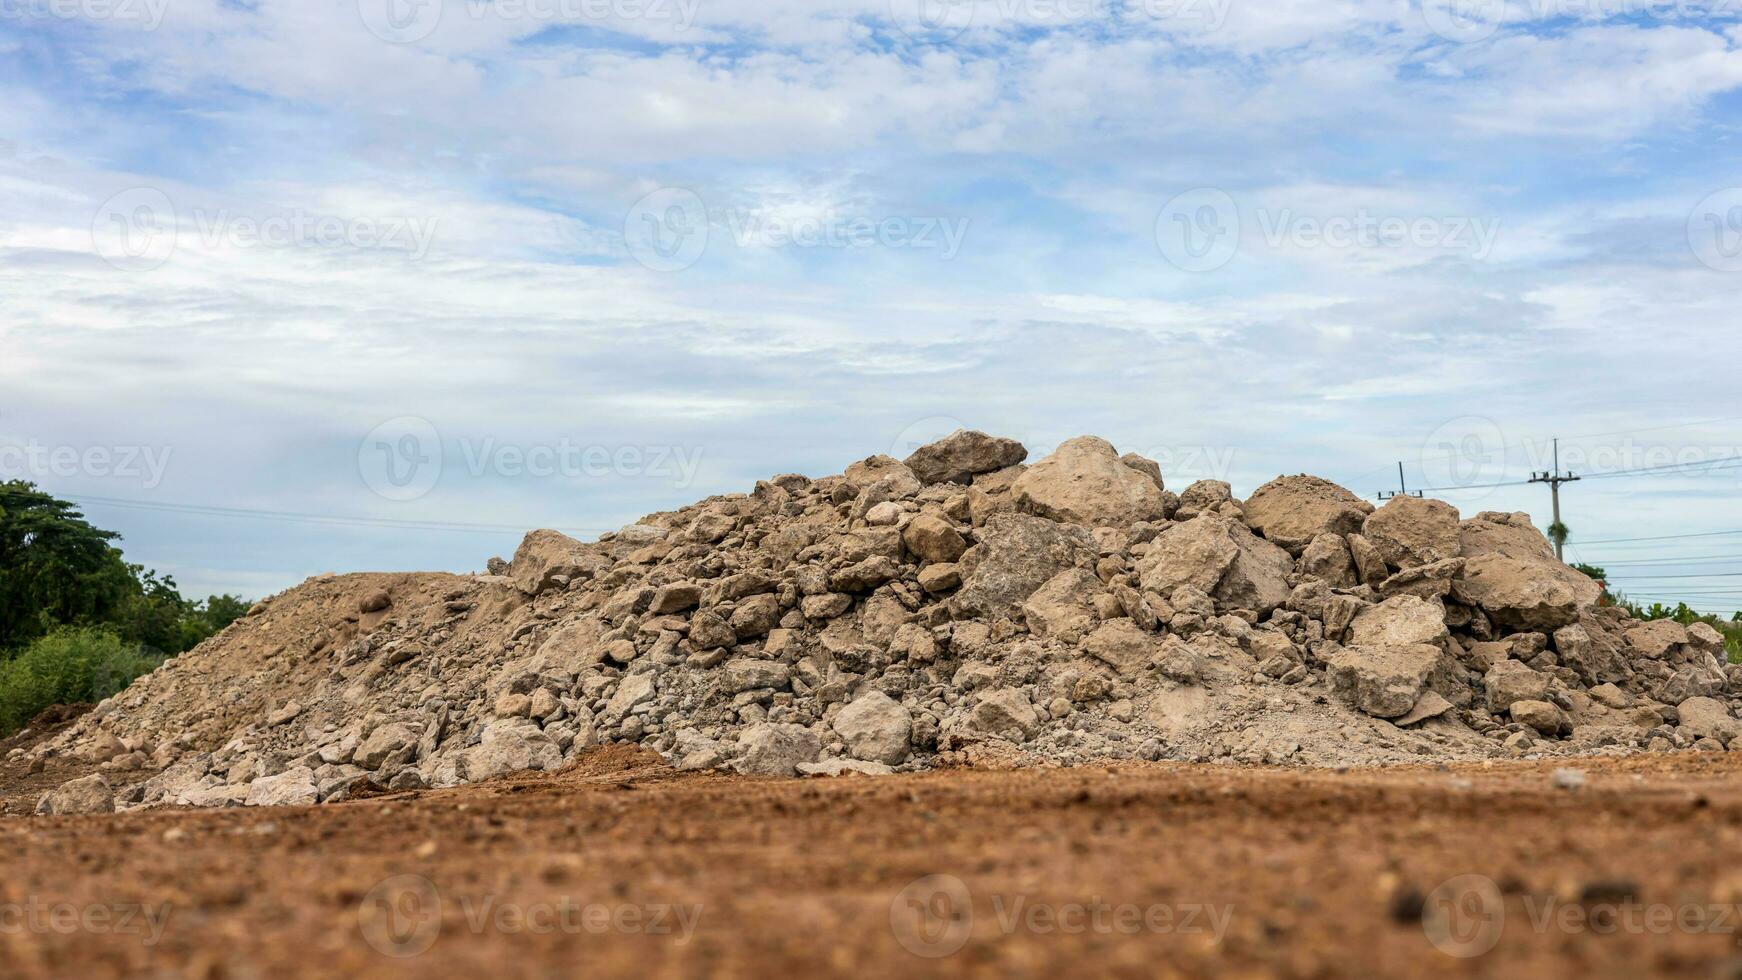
[4,0,1742,610]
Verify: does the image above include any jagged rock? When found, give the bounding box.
[952,513,1097,619]
[1377,558,1465,601]
[1347,595,1449,649]
[1175,480,1232,520]
[917,563,962,594]
[830,557,900,593]
[649,582,703,615]
[1511,699,1569,736]
[730,594,782,638]
[36,774,114,816]
[1011,436,1166,527]
[1119,453,1165,493]
[457,719,562,781]
[355,722,420,770]
[1326,645,1447,718]
[245,767,318,807]
[902,515,968,563]
[1484,660,1550,712]
[720,658,791,694]
[968,688,1041,740]
[737,723,822,776]
[1678,697,1741,745]
[1361,497,1461,571]
[1456,554,1583,631]
[832,691,913,764]
[1393,691,1454,727]
[1242,475,1371,556]
[903,430,1028,485]
[1136,515,1293,615]
[1626,619,1689,659]
[1299,533,1358,588]
[1022,569,1102,641]
[689,610,737,650]
[510,529,597,596]
[1083,619,1159,679]
[797,759,896,777]
[1346,533,1388,586]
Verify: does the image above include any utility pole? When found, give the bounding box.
[1377,461,1424,502]
[1529,438,1580,561]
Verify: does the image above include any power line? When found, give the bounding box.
[1576,528,1742,546]
[1601,572,1742,581]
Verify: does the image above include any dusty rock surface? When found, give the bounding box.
[17,430,1742,814]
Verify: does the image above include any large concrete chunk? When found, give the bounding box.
[36,774,114,816]
[510,529,598,596]
[737,723,822,776]
[1361,496,1461,571]
[952,513,1097,620]
[832,691,913,764]
[1011,436,1165,527]
[903,430,1028,485]
[1455,554,1583,631]
[1242,475,1371,556]
[1326,645,1448,719]
[1347,595,1449,649]
[1137,515,1293,615]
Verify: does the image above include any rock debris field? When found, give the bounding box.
[24,431,1742,815]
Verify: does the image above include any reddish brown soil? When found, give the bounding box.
[4,749,1742,978]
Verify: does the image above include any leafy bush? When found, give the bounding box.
[0,628,164,735]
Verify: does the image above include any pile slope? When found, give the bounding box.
[23,431,1742,813]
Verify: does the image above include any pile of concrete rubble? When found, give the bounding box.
[28,431,1742,813]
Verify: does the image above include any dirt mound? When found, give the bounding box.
[20,431,1742,812]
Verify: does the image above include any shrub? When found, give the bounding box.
[0,628,164,735]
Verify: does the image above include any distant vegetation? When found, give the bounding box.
[0,481,250,734]
[1572,561,1742,660]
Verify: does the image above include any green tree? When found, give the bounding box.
[0,481,138,649]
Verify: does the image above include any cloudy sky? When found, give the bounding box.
[4,0,1742,610]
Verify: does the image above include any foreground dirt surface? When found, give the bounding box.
[4,749,1742,979]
